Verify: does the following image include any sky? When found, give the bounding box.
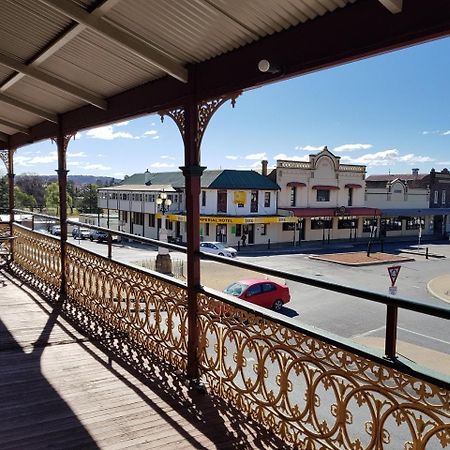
[10,36,450,180]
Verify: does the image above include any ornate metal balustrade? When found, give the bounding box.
[198,292,450,449]
[7,224,450,449]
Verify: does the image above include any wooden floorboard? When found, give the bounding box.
[0,272,291,449]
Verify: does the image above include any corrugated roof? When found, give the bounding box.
[366,174,429,182]
[120,169,279,190]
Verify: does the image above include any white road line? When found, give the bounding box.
[397,327,450,346]
[352,326,386,338]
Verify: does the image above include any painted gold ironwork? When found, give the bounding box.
[198,294,450,449]
[159,107,186,141]
[65,243,188,369]
[8,226,450,448]
[0,149,8,170]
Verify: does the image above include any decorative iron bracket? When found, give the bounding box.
[159,92,242,148]
[50,132,77,152]
[0,149,9,171]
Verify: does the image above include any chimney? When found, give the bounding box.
[412,168,419,177]
[144,169,151,184]
[261,160,268,176]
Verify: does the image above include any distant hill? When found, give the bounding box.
[16,174,121,187]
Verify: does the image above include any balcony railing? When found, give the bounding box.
[5,218,450,449]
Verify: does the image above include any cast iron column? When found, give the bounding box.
[182,98,204,380]
[8,148,15,255]
[55,121,70,300]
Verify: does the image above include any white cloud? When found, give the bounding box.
[161,155,175,160]
[86,125,139,140]
[273,153,309,162]
[113,172,125,179]
[80,163,111,171]
[15,151,57,166]
[152,135,159,140]
[422,130,442,135]
[150,162,175,169]
[294,145,324,152]
[225,155,239,160]
[67,151,86,158]
[437,161,450,165]
[442,130,450,136]
[340,149,434,166]
[333,143,373,152]
[74,132,82,139]
[244,152,267,160]
[115,121,129,127]
[144,130,157,136]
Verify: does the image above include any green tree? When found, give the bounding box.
[79,184,101,213]
[16,174,45,209]
[45,182,72,214]
[0,176,9,213]
[15,186,37,210]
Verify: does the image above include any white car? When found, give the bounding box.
[200,241,237,258]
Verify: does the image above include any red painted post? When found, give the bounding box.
[107,232,112,259]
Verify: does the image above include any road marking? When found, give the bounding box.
[397,327,450,346]
[352,326,385,338]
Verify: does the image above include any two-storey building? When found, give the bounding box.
[271,147,379,241]
[97,169,299,246]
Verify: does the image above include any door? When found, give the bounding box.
[216,224,227,242]
[244,224,255,244]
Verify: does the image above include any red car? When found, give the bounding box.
[223,279,290,312]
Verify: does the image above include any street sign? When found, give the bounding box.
[388,265,401,286]
[389,286,398,295]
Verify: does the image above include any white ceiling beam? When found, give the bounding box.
[0,93,58,123]
[0,117,29,135]
[0,0,121,93]
[0,53,107,110]
[378,0,403,14]
[39,0,188,83]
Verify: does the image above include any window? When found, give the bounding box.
[217,190,227,213]
[246,284,262,297]
[382,217,402,231]
[311,218,332,229]
[262,283,276,293]
[348,188,353,206]
[251,191,258,213]
[166,220,173,230]
[442,190,446,205]
[148,214,155,228]
[338,218,355,229]
[235,224,242,237]
[201,191,206,207]
[290,187,296,207]
[316,190,330,202]
[434,190,439,204]
[205,223,210,236]
[282,222,295,231]
[406,217,424,230]
[132,212,144,226]
[264,192,270,208]
[261,224,267,235]
[363,219,377,233]
[120,211,128,222]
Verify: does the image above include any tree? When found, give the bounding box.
[16,174,46,210]
[45,182,72,213]
[15,186,37,210]
[78,184,101,213]
[0,176,9,213]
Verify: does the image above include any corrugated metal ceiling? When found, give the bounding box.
[0,0,358,137]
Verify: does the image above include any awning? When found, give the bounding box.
[279,207,382,218]
[345,184,362,188]
[286,182,306,187]
[381,208,450,217]
[312,185,340,190]
[160,214,298,224]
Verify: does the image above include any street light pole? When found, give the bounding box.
[155,191,172,275]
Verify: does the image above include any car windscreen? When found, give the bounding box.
[224,282,248,296]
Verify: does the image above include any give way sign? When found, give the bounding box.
[388,265,401,286]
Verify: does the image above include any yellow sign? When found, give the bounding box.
[233,191,246,205]
[159,214,298,225]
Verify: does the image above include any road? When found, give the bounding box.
[68,235,450,374]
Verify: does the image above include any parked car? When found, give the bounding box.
[200,241,237,258]
[223,279,290,312]
[50,225,61,236]
[89,230,108,242]
[72,227,91,239]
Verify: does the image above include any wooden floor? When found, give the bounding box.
[0,271,290,450]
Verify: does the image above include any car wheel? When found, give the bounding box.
[89,236,93,241]
[218,252,224,256]
[272,299,283,312]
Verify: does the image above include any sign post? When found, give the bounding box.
[385,265,401,359]
[387,265,401,295]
